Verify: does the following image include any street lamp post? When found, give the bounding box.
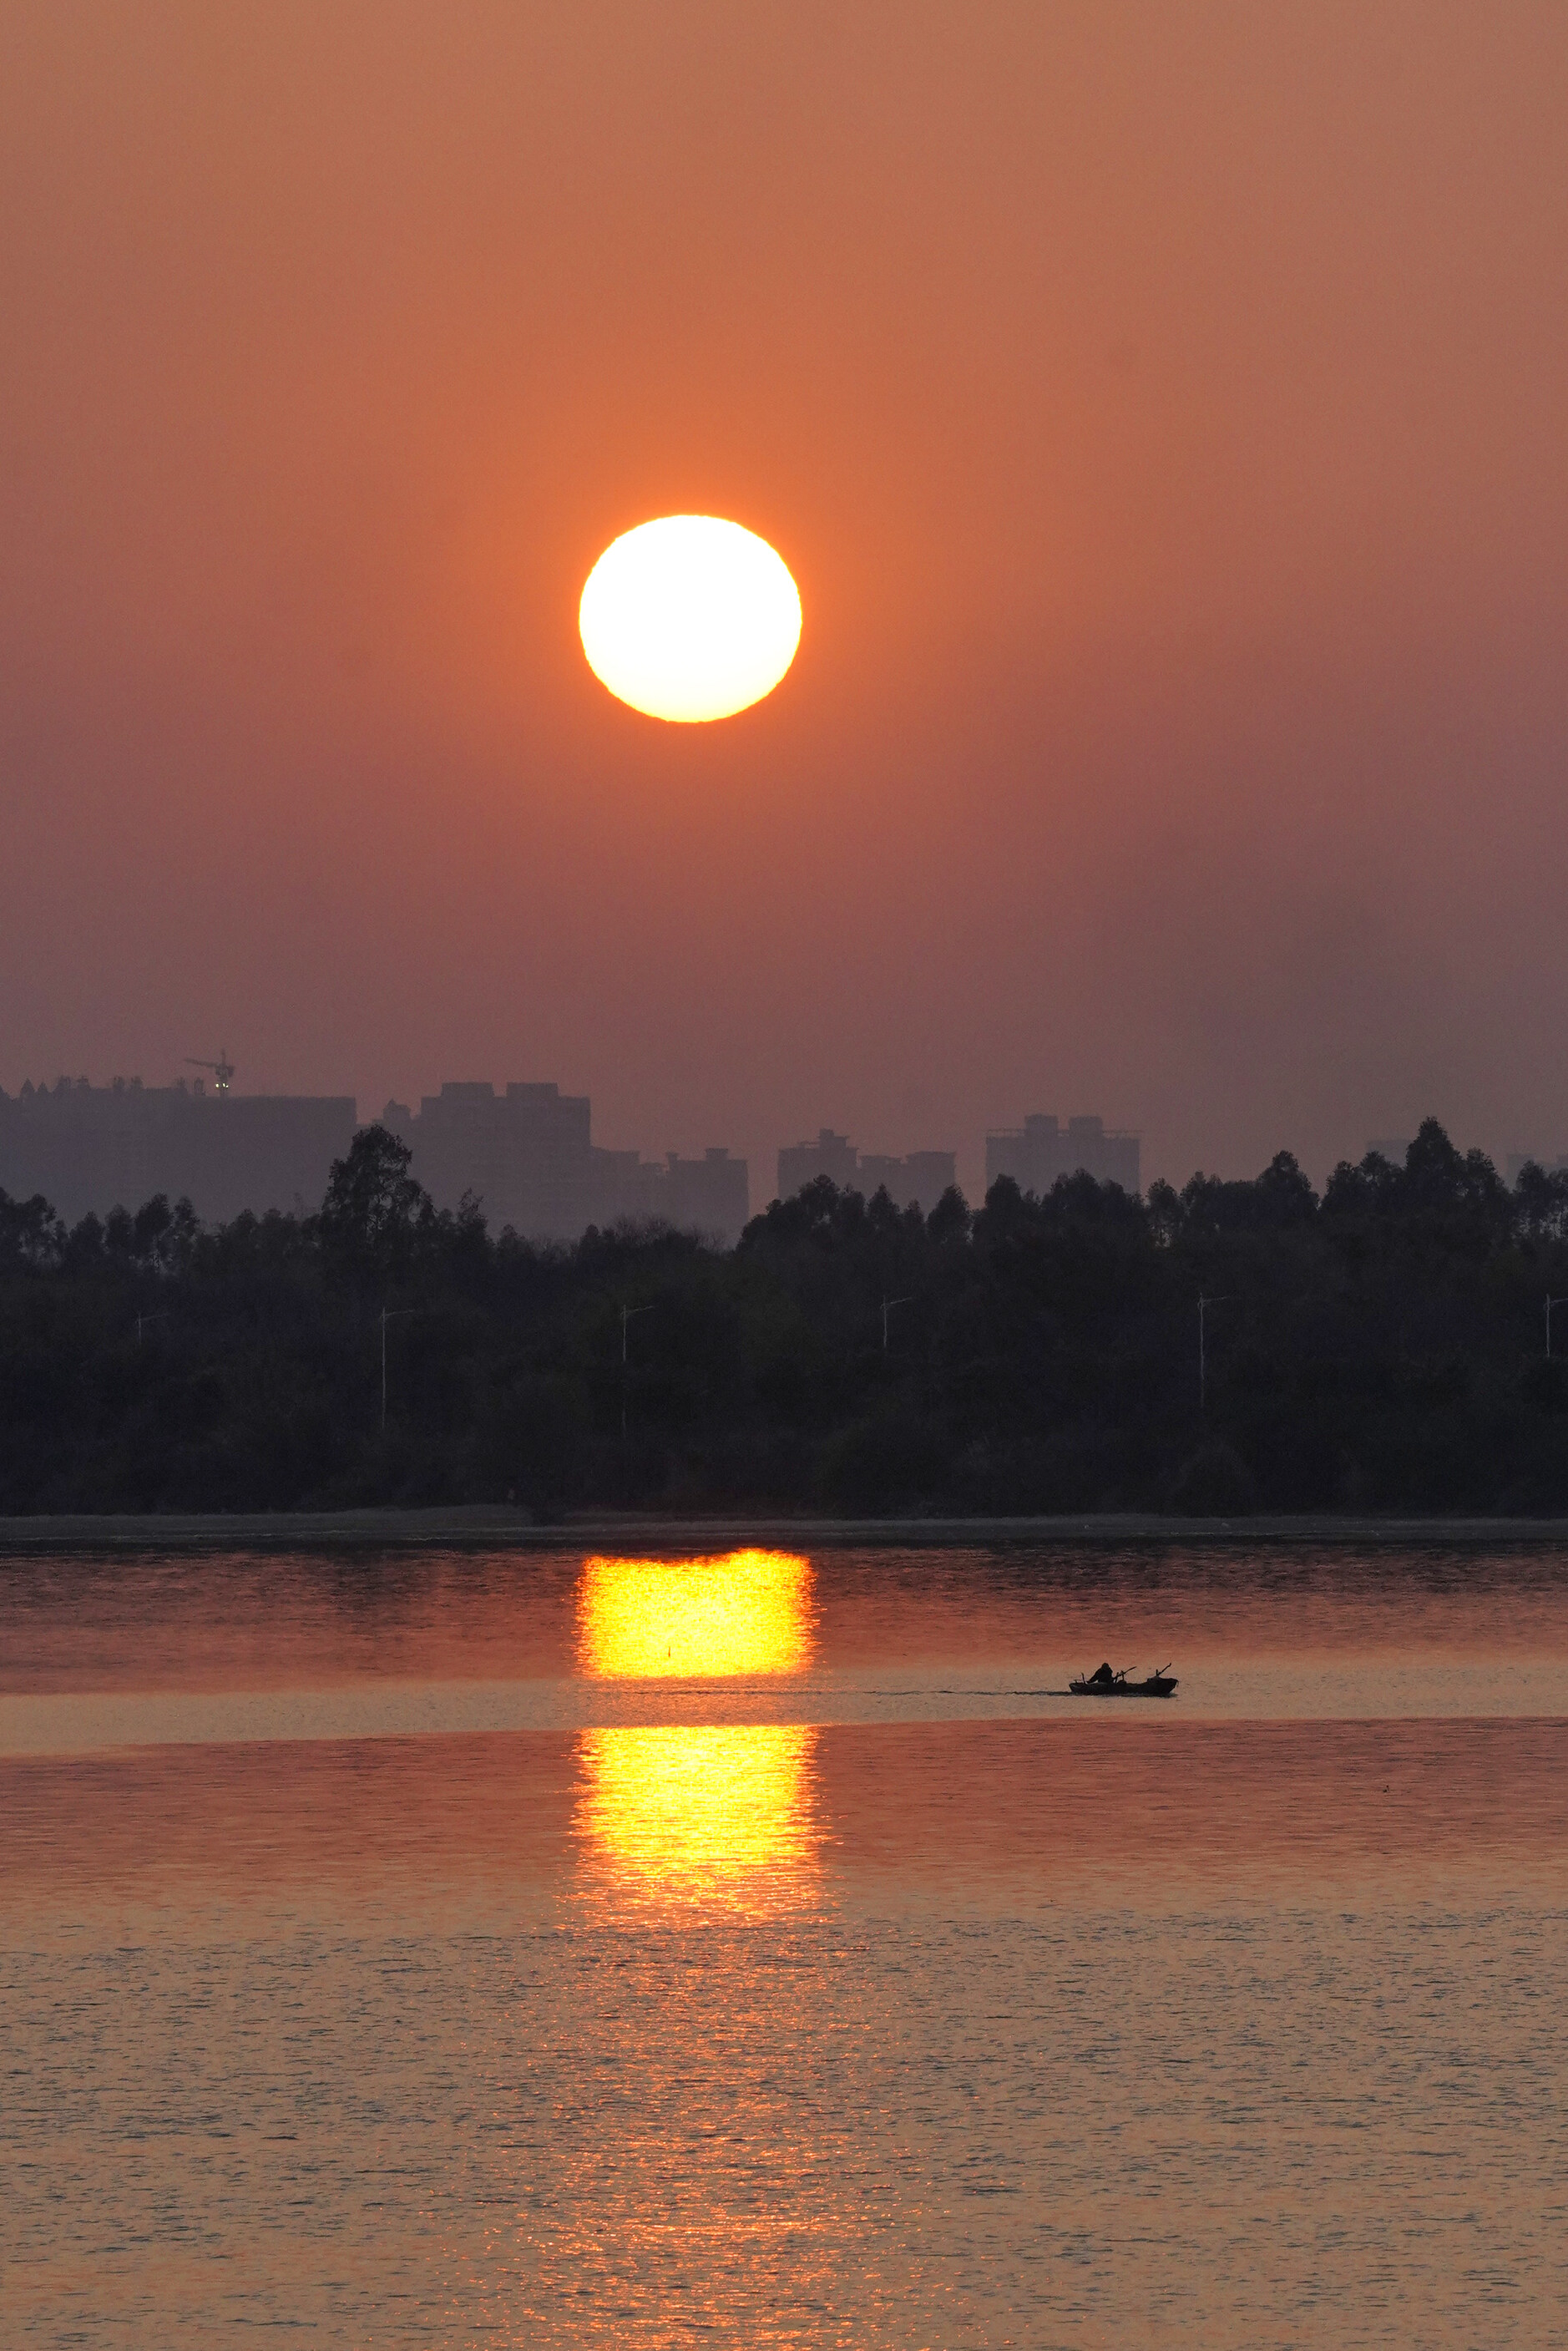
[620,1302,654,1441]
[381,1305,417,1431]
[1198,1294,1235,1415]
[1546,1295,1568,1358]
[880,1294,913,1354]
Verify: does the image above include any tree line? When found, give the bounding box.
[3,1117,1568,1517]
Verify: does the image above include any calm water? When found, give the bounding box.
[3,1541,1565,2346]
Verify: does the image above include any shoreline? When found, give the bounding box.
[2,1506,1568,1553]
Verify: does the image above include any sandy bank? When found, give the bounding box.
[1,1507,1567,1553]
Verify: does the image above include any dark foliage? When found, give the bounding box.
[4,1118,1568,1516]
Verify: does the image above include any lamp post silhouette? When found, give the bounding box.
[1546,1295,1568,1358]
[135,1311,168,1346]
[619,1302,654,1441]
[380,1305,417,1431]
[880,1294,913,1353]
[1198,1294,1235,1414]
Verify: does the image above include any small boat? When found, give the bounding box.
[1068,1660,1177,1699]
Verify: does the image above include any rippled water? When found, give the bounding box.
[3,1541,1566,2345]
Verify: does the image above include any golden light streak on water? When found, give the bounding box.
[577,1549,812,1680]
[575,1723,821,1908]
[574,1553,818,1904]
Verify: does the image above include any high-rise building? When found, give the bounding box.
[777,1129,860,1198]
[663,1148,751,1239]
[984,1112,1140,1198]
[382,1082,750,1243]
[0,1077,357,1225]
[384,1082,596,1238]
[777,1130,958,1214]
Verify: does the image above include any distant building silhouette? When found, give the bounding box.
[778,1129,860,1197]
[1506,1150,1568,1185]
[776,1129,958,1214]
[0,1076,356,1224]
[664,1148,751,1238]
[857,1152,961,1212]
[383,1082,749,1242]
[985,1113,1140,1197]
[383,1082,594,1237]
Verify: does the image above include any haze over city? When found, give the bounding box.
[5,5,1567,1195]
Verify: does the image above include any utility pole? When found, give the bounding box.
[381,1305,417,1431]
[1547,1295,1568,1358]
[620,1302,654,1441]
[880,1294,913,1354]
[1198,1294,1235,1415]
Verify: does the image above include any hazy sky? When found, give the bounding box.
[3,3,1566,1196]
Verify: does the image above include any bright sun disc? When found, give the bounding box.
[579,515,801,722]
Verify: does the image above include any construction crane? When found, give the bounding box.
[185,1050,235,1093]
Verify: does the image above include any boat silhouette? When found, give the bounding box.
[1068,1660,1177,1699]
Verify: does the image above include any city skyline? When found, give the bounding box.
[6,1055,1559,1238]
[3,1051,1557,1212]
[0,1051,1152,1205]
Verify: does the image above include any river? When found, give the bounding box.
[3,1539,1565,2344]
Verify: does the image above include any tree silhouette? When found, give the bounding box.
[3,1118,1568,1515]
[320,1124,432,1278]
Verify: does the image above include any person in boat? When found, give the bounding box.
[1069,1659,1177,1695]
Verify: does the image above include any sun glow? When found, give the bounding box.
[578,1549,812,1680]
[578,515,802,722]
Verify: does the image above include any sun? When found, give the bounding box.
[579,515,802,722]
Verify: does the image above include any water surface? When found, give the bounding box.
[3,1541,1565,2344]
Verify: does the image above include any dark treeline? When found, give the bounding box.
[4,1117,1568,1517]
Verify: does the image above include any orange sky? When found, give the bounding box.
[3,3,1566,1194]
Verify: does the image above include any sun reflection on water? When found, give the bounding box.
[576,1723,820,1908]
[574,1551,819,1908]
